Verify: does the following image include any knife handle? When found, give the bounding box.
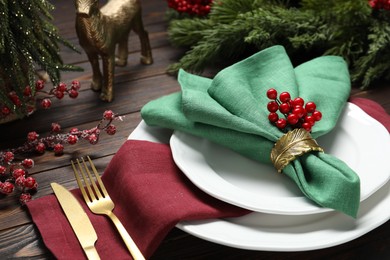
[107,211,145,260]
[84,246,100,260]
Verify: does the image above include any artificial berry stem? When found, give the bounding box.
[167,0,213,16]
[0,80,81,120]
[266,88,322,132]
[0,110,123,205]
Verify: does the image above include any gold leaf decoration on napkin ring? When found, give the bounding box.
[271,128,324,173]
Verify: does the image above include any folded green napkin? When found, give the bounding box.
[141,46,360,217]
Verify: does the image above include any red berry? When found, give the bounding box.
[279,102,291,114]
[54,89,65,99]
[1,106,11,116]
[27,106,35,115]
[302,122,312,132]
[51,123,61,132]
[292,106,305,118]
[106,125,116,135]
[22,159,34,169]
[67,135,78,145]
[69,127,79,135]
[0,165,6,175]
[268,112,279,122]
[103,110,114,120]
[287,113,299,125]
[292,97,304,107]
[27,131,39,142]
[9,93,21,107]
[41,98,52,109]
[20,193,32,205]
[312,110,322,121]
[266,88,278,100]
[57,82,67,92]
[3,151,14,163]
[12,168,26,179]
[35,80,45,90]
[71,80,81,90]
[1,182,14,194]
[267,101,279,112]
[23,86,32,96]
[305,102,317,113]
[279,92,291,103]
[304,115,315,126]
[15,176,26,189]
[35,142,46,153]
[68,89,78,98]
[88,134,99,145]
[276,118,287,129]
[24,177,37,189]
[53,143,64,155]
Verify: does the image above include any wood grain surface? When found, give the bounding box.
[0,0,389,259]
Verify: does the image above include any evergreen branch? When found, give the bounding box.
[168,20,252,73]
[168,18,214,47]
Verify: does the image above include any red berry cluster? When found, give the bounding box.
[0,110,122,205]
[266,89,322,132]
[167,0,212,16]
[0,80,80,120]
[36,80,80,109]
[369,0,390,10]
[23,110,120,156]
[0,154,37,205]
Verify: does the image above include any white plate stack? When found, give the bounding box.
[129,103,390,251]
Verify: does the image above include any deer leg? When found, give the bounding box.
[115,36,128,67]
[87,52,103,92]
[132,11,153,65]
[100,54,115,102]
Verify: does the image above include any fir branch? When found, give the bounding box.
[352,19,390,88]
[166,0,390,88]
[0,0,81,118]
[168,19,252,73]
[168,18,213,47]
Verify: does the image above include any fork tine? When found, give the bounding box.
[71,160,91,203]
[81,157,104,199]
[86,156,109,197]
[76,158,98,201]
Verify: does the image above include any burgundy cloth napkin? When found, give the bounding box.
[26,98,389,259]
[27,140,250,259]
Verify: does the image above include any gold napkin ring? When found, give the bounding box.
[270,128,324,173]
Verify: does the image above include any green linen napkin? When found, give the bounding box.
[141,45,360,217]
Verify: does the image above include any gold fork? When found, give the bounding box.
[71,156,145,260]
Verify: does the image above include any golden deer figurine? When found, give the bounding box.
[75,0,153,102]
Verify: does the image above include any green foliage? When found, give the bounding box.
[0,0,80,118]
[167,0,390,89]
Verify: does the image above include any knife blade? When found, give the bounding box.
[51,182,100,260]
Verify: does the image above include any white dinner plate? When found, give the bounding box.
[128,117,389,251]
[176,181,390,251]
[170,103,390,215]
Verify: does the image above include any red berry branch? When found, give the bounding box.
[167,0,213,16]
[1,80,80,121]
[266,88,322,132]
[369,0,390,10]
[0,110,123,205]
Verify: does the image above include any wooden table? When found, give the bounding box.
[0,0,389,258]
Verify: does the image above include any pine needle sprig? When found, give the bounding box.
[0,0,81,118]
[166,0,390,88]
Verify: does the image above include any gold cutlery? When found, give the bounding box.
[71,156,145,260]
[51,182,100,260]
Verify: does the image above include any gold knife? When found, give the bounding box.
[51,182,100,260]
